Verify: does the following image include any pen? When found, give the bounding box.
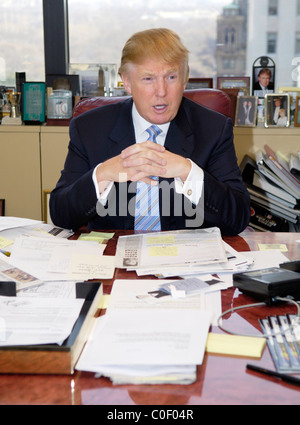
[0,249,10,257]
[246,364,300,387]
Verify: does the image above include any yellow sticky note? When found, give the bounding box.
[0,236,13,249]
[206,333,266,358]
[79,232,114,244]
[149,246,178,256]
[258,244,288,252]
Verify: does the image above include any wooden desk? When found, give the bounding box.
[0,230,299,405]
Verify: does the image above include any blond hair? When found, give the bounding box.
[119,28,189,82]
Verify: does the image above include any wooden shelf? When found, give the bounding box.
[1,124,299,219]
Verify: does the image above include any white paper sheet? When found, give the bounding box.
[8,236,114,281]
[107,279,221,326]
[0,217,43,232]
[0,296,84,346]
[76,308,211,369]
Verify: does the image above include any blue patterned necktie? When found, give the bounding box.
[134,125,162,231]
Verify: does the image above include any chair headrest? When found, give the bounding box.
[72,88,232,119]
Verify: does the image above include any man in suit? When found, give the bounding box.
[237,99,255,125]
[50,28,250,236]
[253,68,274,97]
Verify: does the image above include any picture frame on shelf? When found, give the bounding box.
[252,64,275,97]
[217,76,250,96]
[22,82,46,124]
[294,96,300,127]
[264,93,290,128]
[69,63,118,97]
[235,96,258,127]
[278,87,300,125]
[186,78,213,89]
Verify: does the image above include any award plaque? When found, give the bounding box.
[22,82,46,124]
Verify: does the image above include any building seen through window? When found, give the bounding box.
[0,0,44,86]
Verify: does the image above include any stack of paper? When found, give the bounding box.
[115,227,253,278]
[5,235,115,287]
[76,308,211,385]
[76,277,220,384]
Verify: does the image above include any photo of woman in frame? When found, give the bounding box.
[264,94,290,128]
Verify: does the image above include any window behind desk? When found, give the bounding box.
[0,0,44,86]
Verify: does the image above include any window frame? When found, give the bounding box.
[43,0,69,77]
[267,32,277,54]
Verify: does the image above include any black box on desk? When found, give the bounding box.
[233,267,300,304]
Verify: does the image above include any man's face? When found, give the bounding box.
[258,72,270,88]
[121,59,187,124]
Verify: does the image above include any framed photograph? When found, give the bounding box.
[217,77,250,96]
[252,66,275,97]
[69,63,118,97]
[22,82,46,124]
[43,190,53,224]
[186,78,213,89]
[235,96,258,127]
[278,87,300,125]
[0,199,5,216]
[264,94,290,128]
[295,96,300,127]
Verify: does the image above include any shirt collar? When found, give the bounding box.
[132,103,170,140]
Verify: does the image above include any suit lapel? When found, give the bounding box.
[164,99,195,158]
[108,98,135,154]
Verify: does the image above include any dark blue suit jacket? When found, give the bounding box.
[50,97,250,235]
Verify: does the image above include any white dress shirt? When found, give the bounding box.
[93,103,204,207]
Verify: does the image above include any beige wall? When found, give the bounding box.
[0,125,299,220]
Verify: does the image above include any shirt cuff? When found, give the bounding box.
[92,164,114,205]
[174,160,204,205]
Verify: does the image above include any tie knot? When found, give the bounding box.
[146,125,162,142]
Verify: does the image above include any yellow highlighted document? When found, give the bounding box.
[149,246,178,257]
